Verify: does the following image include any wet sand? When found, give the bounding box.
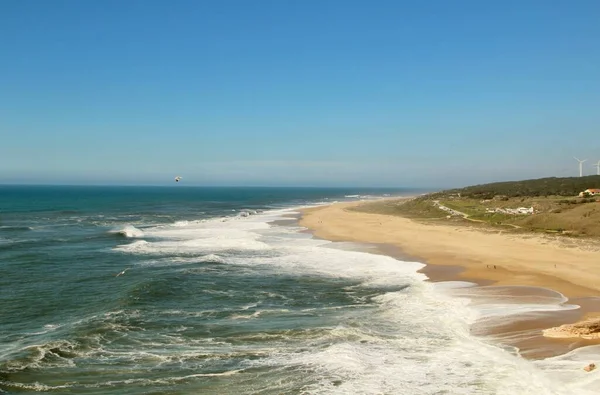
[296,200,600,360]
[299,200,600,297]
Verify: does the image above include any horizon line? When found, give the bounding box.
[0,183,436,190]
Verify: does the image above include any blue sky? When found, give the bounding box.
[1,0,599,187]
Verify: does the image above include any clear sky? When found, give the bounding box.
[1,0,599,188]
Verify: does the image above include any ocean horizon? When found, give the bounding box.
[0,186,597,394]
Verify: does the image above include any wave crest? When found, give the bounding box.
[110,225,144,238]
[200,254,226,264]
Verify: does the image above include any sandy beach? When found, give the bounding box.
[299,199,600,358]
[300,200,600,297]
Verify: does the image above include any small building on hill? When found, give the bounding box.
[579,189,600,197]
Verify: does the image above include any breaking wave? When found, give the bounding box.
[109,225,144,238]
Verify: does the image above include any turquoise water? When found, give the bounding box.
[0,186,407,394]
[0,186,597,394]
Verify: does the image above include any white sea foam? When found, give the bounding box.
[108,206,600,394]
[115,236,269,255]
[110,225,144,238]
[43,324,60,330]
[441,284,579,331]
[199,253,226,263]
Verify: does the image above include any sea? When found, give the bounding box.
[1,185,599,395]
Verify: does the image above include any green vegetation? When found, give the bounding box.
[436,175,600,199]
[354,176,600,238]
[355,198,448,219]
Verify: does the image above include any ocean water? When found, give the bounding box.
[0,186,598,394]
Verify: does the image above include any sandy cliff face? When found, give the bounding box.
[543,318,600,339]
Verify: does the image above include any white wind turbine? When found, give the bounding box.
[575,157,588,177]
[593,160,600,176]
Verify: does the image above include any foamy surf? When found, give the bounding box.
[3,187,597,395]
[109,225,144,238]
[110,208,600,393]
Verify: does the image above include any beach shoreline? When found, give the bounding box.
[299,199,600,297]
[297,198,600,360]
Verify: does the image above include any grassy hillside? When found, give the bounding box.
[438,175,600,199]
[354,176,600,238]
